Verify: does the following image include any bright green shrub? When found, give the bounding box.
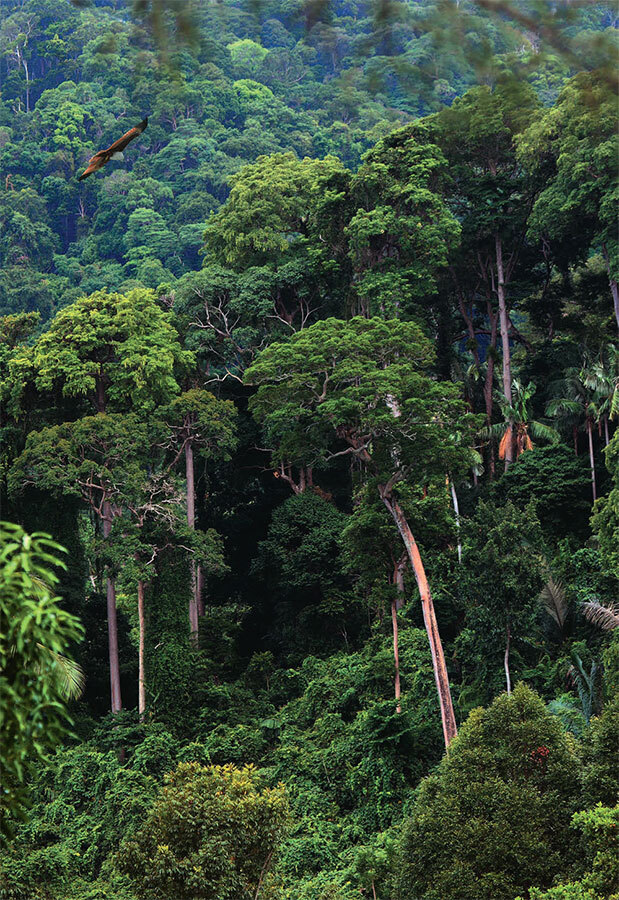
[117,762,289,900]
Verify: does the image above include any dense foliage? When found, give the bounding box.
[1,0,618,897]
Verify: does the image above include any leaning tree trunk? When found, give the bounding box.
[185,439,199,643]
[587,418,597,502]
[504,624,512,695]
[103,501,122,714]
[137,579,146,720]
[380,490,458,748]
[495,234,514,469]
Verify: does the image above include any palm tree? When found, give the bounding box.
[579,343,618,447]
[566,598,619,721]
[547,365,599,501]
[480,379,559,466]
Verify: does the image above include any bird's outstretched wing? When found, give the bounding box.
[78,118,148,181]
[104,118,148,155]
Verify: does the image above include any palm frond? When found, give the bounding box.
[540,578,568,629]
[546,398,581,417]
[529,421,561,444]
[38,645,85,699]
[567,651,596,723]
[478,422,508,441]
[581,599,619,631]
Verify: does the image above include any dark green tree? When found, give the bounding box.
[396,684,582,900]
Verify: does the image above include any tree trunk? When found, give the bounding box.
[604,415,610,448]
[587,418,597,502]
[601,242,619,332]
[96,375,106,414]
[392,558,406,714]
[380,490,457,748]
[185,440,199,643]
[391,596,401,714]
[495,234,514,468]
[22,59,30,113]
[137,579,146,720]
[196,565,205,618]
[186,439,195,529]
[103,501,122,714]
[484,305,498,479]
[504,624,511,695]
[448,477,462,564]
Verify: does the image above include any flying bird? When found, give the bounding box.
[78,118,148,181]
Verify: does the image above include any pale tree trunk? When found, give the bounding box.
[22,59,30,112]
[495,234,514,468]
[587,418,597,502]
[604,415,610,448]
[137,579,146,720]
[601,243,619,332]
[380,491,458,748]
[484,307,498,479]
[504,624,512,695]
[392,557,406,714]
[103,501,122,714]
[448,477,462,564]
[185,440,199,643]
[391,597,401,714]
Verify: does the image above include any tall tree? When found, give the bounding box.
[8,414,151,714]
[519,72,619,332]
[429,80,540,466]
[346,123,460,319]
[9,290,191,712]
[547,365,601,502]
[159,389,237,641]
[246,316,478,748]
